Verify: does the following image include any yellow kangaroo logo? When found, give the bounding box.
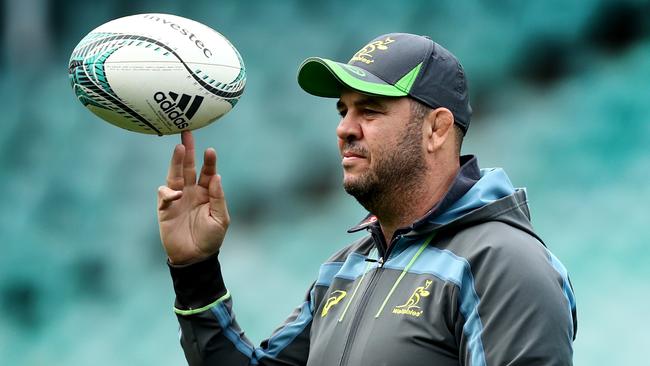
[321,290,347,318]
[393,280,432,317]
[350,37,396,65]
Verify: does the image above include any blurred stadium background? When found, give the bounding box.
[1,0,649,364]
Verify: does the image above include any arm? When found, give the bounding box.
[170,254,313,365]
[158,132,312,365]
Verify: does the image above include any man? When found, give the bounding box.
[157,33,577,365]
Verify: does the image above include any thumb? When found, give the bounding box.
[208,174,230,225]
[158,186,183,211]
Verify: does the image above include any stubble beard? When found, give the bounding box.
[343,119,427,215]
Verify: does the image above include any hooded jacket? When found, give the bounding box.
[169,156,577,366]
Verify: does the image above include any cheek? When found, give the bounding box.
[369,133,400,156]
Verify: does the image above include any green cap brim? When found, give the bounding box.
[297,57,408,98]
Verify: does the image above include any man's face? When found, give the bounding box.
[336,91,426,209]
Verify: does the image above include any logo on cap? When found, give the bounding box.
[350,37,395,65]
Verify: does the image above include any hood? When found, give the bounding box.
[410,168,542,244]
[430,167,515,226]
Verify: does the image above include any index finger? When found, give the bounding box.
[181,131,197,185]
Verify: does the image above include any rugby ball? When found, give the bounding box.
[68,13,245,135]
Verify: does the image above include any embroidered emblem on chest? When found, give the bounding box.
[321,290,347,318]
[392,280,432,317]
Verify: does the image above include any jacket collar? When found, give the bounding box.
[347,155,481,233]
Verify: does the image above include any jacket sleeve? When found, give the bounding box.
[455,224,577,366]
[169,253,313,366]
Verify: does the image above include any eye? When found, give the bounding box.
[363,108,380,117]
[338,109,347,118]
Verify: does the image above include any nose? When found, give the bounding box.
[336,113,362,143]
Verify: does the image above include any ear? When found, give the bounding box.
[424,108,454,153]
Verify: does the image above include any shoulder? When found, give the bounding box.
[441,221,575,331]
[446,220,551,273]
[440,224,577,360]
[438,221,574,315]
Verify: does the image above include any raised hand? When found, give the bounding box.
[157,131,230,264]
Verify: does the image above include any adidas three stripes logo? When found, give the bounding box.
[167,91,204,120]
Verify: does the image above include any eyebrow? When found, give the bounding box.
[336,96,388,112]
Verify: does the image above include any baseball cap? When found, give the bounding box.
[297,33,472,133]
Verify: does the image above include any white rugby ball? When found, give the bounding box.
[69,13,245,135]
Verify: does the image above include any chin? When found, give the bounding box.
[342,173,361,188]
[342,173,369,193]
[342,175,355,189]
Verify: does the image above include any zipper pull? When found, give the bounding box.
[364,256,385,267]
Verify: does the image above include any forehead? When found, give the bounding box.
[337,90,405,109]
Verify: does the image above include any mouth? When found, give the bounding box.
[341,150,368,167]
[342,151,366,159]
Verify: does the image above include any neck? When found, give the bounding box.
[376,163,459,245]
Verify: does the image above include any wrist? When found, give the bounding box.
[168,252,227,311]
[167,247,218,266]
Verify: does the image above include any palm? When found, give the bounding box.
[157,132,230,264]
[159,186,214,259]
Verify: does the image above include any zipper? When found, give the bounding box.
[337,224,416,366]
[369,222,407,263]
[338,230,404,366]
[384,234,403,261]
[337,231,435,365]
[338,261,383,366]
